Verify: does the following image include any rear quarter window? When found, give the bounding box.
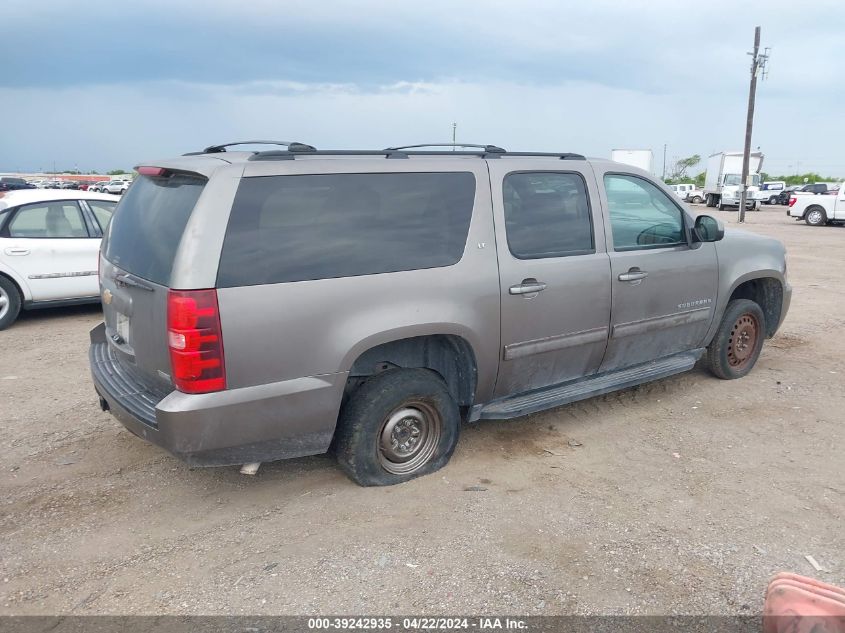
[103,173,206,285]
[217,172,476,286]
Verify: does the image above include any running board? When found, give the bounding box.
[473,349,704,421]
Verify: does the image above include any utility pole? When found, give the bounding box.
[662,144,667,180]
[452,122,457,150]
[738,27,769,223]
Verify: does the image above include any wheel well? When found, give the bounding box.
[728,278,783,337]
[347,335,478,407]
[805,204,826,218]
[0,272,23,302]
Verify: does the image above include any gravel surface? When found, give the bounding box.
[1,206,842,615]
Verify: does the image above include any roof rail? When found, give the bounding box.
[189,140,317,155]
[385,143,507,153]
[246,148,587,162]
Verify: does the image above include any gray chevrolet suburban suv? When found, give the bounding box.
[90,141,791,486]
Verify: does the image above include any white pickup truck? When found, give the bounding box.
[788,187,845,226]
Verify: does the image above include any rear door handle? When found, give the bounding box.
[4,247,30,256]
[618,269,648,282]
[509,279,547,295]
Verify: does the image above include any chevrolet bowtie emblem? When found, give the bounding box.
[103,289,113,305]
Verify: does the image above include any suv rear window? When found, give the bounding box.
[103,173,206,285]
[218,172,476,286]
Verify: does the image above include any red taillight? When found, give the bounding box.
[136,166,166,177]
[167,289,226,393]
[788,197,797,207]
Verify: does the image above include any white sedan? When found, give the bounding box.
[0,189,120,329]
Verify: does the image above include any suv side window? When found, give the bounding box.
[604,174,685,250]
[218,172,476,286]
[502,172,593,259]
[7,201,88,238]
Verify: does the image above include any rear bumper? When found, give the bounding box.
[89,323,346,466]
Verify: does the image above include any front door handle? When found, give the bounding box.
[618,268,648,282]
[509,279,547,295]
[4,247,30,256]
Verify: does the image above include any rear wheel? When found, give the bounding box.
[768,195,778,205]
[0,276,22,331]
[334,368,460,486]
[805,206,827,226]
[705,299,766,380]
[691,195,703,204]
[717,199,726,211]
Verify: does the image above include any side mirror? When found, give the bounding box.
[693,214,724,242]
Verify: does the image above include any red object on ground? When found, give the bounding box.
[764,572,845,633]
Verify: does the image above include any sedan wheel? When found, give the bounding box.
[0,277,23,330]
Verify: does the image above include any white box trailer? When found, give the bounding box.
[610,149,653,173]
[704,151,764,210]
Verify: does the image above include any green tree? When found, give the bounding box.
[668,154,701,181]
[107,169,128,176]
[766,173,842,186]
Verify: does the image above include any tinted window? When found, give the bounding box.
[503,172,593,259]
[9,201,87,238]
[103,173,206,285]
[87,199,116,231]
[604,174,685,250]
[218,172,476,286]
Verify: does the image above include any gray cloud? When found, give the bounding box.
[2,0,843,175]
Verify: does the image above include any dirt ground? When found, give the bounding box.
[1,205,843,616]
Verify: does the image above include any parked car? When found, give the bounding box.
[791,183,831,196]
[90,141,791,486]
[685,188,706,204]
[0,190,120,329]
[668,183,695,199]
[757,181,787,205]
[777,185,802,205]
[0,177,36,192]
[787,187,845,226]
[88,180,111,193]
[58,181,79,190]
[77,181,96,191]
[102,180,131,194]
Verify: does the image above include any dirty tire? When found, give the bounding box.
[0,275,22,331]
[805,206,827,226]
[334,368,460,486]
[705,299,766,380]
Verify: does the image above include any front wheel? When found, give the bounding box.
[768,196,778,205]
[334,368,460,486]
[705,299,766,380]
[805,207,827,226]
[691,195,703,204]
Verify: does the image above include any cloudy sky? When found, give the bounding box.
[2,0,844,177]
